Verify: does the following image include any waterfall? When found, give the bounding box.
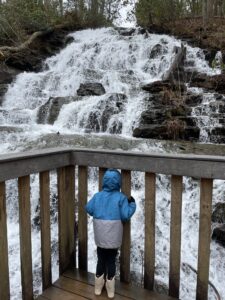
[0,27,225,300]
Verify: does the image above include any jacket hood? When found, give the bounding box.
[102,169,121,191]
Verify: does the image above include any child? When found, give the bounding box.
[85,169,136,299]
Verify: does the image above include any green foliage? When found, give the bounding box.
[0,0,111,46]
[135,0,216,27]
[0,0,60,45]
[135,0,185,27]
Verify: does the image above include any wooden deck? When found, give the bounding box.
[37,269,177,300]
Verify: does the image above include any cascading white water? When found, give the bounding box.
[1,27,225,300]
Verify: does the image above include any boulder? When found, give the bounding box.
[149,44,163,59]
[37,96,76,124]
[140,110,167,125]
[212,203,225,223]
[142,80,186,94]
[116,27,136,36]
[190,73,225,94]
[133,124,168,139]
[212,224,225,246]
[77,82,106,96]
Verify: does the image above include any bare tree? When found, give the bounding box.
[59,0,63,16]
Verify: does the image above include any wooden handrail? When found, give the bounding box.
[1,148,225,180]
[0,148,220,299]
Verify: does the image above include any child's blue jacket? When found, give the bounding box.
[85,169,136,249]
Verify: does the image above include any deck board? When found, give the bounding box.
[37,269,178,300]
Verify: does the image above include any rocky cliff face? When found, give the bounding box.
[0,25,78,105]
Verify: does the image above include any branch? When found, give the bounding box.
[0,28,53,56]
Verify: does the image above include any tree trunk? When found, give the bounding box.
[207,0,214,17]
[59,0,63,16]
[202,0,208,28]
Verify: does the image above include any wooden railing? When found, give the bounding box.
[0,148,224,300]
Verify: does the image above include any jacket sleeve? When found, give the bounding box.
[85,195,96,216]
[119,194,136,221]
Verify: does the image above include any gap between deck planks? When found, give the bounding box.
[37,268,178,300]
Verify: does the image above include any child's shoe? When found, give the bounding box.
[105,277,115,299]
[95,274,105,295]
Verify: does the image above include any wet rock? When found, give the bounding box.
[37,96,76,124]
[5,50,43,72]
[133,124,168,139]
[149,44,163,59]
[210,127,225,143]
[0,84,8,97]
[219,103,225,113]
[3,26,80,72]
[64,35,74,46]
[142,80,171,93]
[108,120,123,134]
[138,28,147,35]
[211,127,225,136]
[85,93,127,132]
[0,84,8,105]
[116,27,136,36]
[214,93,224,101]
[185,94,203,106]
[142,80,186,94]
[147,24,170,34]
[170,105,191,117]
[85,93,127,133]
[212,203,225,223]
[212,224,225,246]
[203,49,217,65]
[190,73,225,94]
[0,126,23,133]
[77,82,106,96]
[178,117,197,127]
[0,71,15,84]
[163,44,186,83]
[140,110,167,125]
[183,127,200,141]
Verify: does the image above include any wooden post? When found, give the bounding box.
[78,166,88,271]
[99,167,107,191]
[196,178,213,300]
[40,171,52,290]
[144,173,156,290]
[58,166,75,275]
[18,176,33,300]
[120,170,131,283]
[169,175,183,298]
[0,181,10,300]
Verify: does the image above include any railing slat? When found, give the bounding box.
[99,167,107,191]
[120,170,131,283]
[144,173,156,290]
[169,175,183,298]
[78,166,88,271]
[18,175,33,300]
[0,181,10,300]
[40,171,52,290]
[58,166,75,275]
[196,178,213,300]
